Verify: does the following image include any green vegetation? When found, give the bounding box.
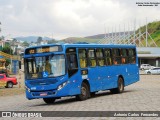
[48,39,57,44]
[62,37,100,43]
[1,45,13,55]
[136,21,160,47]
[22,41,29,47]
[63,21,160,47]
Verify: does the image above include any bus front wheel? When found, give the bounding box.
[43,98,56,104]
[76,82,90,101]
[110,77,124,94]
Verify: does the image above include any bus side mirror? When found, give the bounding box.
[19,61,21,69]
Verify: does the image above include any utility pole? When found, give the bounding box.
[123,24,125,44]
[0,22,1,37]
[128,22,130,44]
[146,18,148,47]
[134,19,136,45]
[0,22,1,32]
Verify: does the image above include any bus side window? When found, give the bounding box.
[112,49,121,65]
[96,49,105,66]
[69,54,78,68]
[128,49,136,64]
[78,49,87,68]
[104,49,112,65]
[121,49,128,64]
[88,49,96,67]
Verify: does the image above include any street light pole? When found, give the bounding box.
[0,22,1,33]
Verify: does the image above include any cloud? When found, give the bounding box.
[0,0,160,39]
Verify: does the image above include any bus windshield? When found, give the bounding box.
[25,54,65,79]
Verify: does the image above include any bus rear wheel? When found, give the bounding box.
[110,77,124,94]
[43,98,56,104]
[76,82,90,101]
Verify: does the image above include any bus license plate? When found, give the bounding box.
[40,93,47,96]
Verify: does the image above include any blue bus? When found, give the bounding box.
[24,44,139,104]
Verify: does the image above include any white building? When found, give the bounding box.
[137,47,160,67]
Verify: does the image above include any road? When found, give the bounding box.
[0,75,160,119]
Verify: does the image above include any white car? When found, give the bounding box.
[145,67,160,74]
[140,64,154,70]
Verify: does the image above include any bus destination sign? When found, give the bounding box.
[26,46,62,54]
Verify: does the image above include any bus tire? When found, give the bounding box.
[43,98,56,104]
[90,92,96,97]
[110,77,124,94]
[76,82,90,101]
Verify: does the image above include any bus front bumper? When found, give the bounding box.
[25,82,80,100]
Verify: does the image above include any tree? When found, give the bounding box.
[37,37,43,43]
[2,45,13,55]
[0,36,4,41]
[13,38,17,42]
[5,58,10,67]
[48,39,57,44]
[22,41,29,47]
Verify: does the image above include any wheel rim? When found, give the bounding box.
[119,78,124,92]
[119,82,123,91]
[8,83,13,88]
[81,87,87,97]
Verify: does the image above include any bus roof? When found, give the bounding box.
[24,43,136,55]
[62,43,136,48]
[26,43,136,49]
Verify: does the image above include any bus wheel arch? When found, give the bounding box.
[118,75,125,86]
[110,76,124,94]
[76,80,90,101]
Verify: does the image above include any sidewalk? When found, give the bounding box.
[139,70,145,75]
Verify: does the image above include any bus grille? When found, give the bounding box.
[29,79,58,85]
[32,91,56,96]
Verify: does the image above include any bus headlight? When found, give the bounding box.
[57,81,68,91]
[25,86,30,92]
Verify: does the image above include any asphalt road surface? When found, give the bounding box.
[0,75,160,120]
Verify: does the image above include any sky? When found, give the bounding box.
[0,0,160,39]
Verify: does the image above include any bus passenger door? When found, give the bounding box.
[66,48,81,95]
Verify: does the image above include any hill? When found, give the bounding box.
[85,31,133,39]
[62,37,100,43]
[136,21,160,47]
[62,31,134,43]
[62,31,133,43]
[63,21,160,47]
[15,36,52,43]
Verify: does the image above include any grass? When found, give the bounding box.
[62,37,100,43]
[136,21,160,47]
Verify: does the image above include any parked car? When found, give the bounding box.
[145,67,160,74]
[140,64,154,70]
[0,74,17,88]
